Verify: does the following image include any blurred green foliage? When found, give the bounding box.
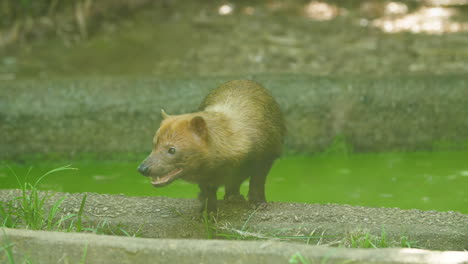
[1,0,67,25]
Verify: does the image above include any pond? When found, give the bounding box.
[2,151,467,214]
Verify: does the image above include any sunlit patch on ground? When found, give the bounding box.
[303,1,342,21]
[218,4,234,16]
[372,5,468,34]
[384,2,408,16]
[425,0,468,5]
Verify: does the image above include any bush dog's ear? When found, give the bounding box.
[190,116,208,141]
[161,109,170,119]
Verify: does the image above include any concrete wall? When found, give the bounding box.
[1,75,468,160]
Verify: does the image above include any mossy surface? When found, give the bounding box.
[1,75,467,160]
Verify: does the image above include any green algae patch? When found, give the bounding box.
[1,151,467,214]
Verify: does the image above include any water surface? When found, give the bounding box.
[1,151,467,213]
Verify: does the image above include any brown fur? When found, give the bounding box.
[138,80,285,212]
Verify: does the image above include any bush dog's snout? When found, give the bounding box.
[137,163,150,176]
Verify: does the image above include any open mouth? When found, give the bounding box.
[151,168,183,187]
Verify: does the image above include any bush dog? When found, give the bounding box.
[138,80,285,212]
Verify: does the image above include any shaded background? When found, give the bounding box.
[1,0,468,79]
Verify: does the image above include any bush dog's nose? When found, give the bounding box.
[137,164,150,176]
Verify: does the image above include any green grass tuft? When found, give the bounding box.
[0,165,76,230]
[0,165,80,231]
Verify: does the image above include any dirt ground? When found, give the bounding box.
[1,189,466,251]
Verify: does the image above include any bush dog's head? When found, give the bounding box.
[137,109,209,187]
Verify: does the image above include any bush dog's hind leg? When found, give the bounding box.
[248,159,275,204]
[198,184,218,213]
[224,171,247,201]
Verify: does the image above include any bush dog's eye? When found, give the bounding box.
[168,147,176,154]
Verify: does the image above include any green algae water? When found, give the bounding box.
[1,151,467,213]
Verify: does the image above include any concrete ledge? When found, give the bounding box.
[1,228,467,264]
[1,190,467,251]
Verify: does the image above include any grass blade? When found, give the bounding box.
[46,195,67,230]
[241,207,260,232]
[80,243,88,264]
[34,165,77,187]
[1,230,15,264]
[54,214,77,230]
[76,194,87,232]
